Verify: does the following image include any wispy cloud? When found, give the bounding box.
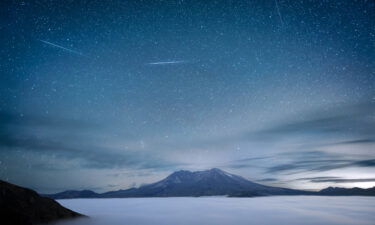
[249,102,375,141]
[225,157,271,169]
[264,151,375,174]
[213,101,375,175]
[0,111,184,171]
[256,178,278,182]
[296,177,375,183]
[178,101,375,155]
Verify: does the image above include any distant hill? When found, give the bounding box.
[0,180,85,225]
[44,190,100,199]
[319,186,375,196]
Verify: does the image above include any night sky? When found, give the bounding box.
[1,0,374,193]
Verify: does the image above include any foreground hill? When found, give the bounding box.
[0,180,84,225]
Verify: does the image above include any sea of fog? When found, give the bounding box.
[54,196,375,225]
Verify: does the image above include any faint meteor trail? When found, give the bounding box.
[275,0,284,27]
[39,40,84,56]
[146,60,187,65]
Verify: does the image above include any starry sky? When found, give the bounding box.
[0,0,374,193]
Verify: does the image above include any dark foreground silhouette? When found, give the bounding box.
[0,180,84,225]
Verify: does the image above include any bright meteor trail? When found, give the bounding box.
[274,0,284,27]
[39,40,84,56]
[147,60,187,65]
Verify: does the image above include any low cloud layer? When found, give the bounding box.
[55,197,375,225]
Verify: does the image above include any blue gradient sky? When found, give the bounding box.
[0,0,374,193]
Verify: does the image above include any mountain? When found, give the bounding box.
[46,168,309,198]
[0,180,85,225]
[319,186,375,196]
[102,168,311,197]
[45,190,100,199]
[45,168,375,199]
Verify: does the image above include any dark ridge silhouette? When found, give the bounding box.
[43,190,100,199]
[0,180,85,225]
[319,186,375,196]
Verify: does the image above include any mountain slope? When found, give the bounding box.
[0,180,84,225]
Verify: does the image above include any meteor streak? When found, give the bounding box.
[146,60,187,65]
[39,40,84,56]
[275,0,284,27]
